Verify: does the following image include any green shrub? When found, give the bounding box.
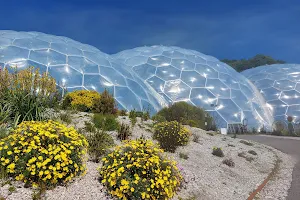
[0,125,9,140]
[142,111,150,121]
[129,109,137,119]
[86,129,114,162]
[151,115,166,123]
[153,102,213,130]
[119,110,127,116]
[117,123,132,141]
[99,139,182,199]
[93,114,119,131]
[0,120,88,187]
[0,103,11,124]
[212,147,224,157]
[93,89,117,114]
[153,121,191,152]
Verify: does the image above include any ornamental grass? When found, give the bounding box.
[0,120,88,188]
[99,139,182,200]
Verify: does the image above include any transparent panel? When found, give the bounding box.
[171,58,195,70]
[206,79,230,98]
[156,66,181,81]
[164,80,191,101]
[181,71,206,87]
[190,88,217,110]
[30,49,66,66]
[132,64,156,80]
[146,76,165,93]
[148,56,171,67]
[195,64,218,79]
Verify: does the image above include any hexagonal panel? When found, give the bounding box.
[274,80,296,91]
[156,65,181,81]
[181,71,206,87]
[171,58,195,70]
[279,90,300,105]
[190,88,217,110]
[164,80,191,101]
[147,56,171,67]
[206,79,230,98]
[260,87,281,101]
[195,64,218,79]
[267,99,288,116]
[132,64,156,79]
[216,99,242,123]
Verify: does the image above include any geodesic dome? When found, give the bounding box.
[113,46,273,129]
[242,64,300,123]
[0,30,160,113]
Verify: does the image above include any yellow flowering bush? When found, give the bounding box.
[63,90,101,112]
[153,121,191,152]
[99,139,182,200]
[0,120,88,187]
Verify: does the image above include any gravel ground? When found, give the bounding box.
[0,114,293,200]
[256,149,297,200]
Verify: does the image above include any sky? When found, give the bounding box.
[0,0,300,62]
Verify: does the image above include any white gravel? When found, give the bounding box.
[255,148,297,200]
[0,114,295,200]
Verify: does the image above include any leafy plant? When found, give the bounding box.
[222,158,235,167]
[99,139,182,199]
[131,117,137,128]
[212,147,224,157]
[0,120,88,187]
[93,114,119,131]
[119,109,127,116]
[153,121,191,152]
[129,109,137,119]
[0,125,9,139]
[93,89,116,114]
[117,123,132,141]
[86,129,114,162]
[142,111,150,121]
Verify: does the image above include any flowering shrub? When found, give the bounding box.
[153,121,191,152]
[0,120,88,187]
[63,90,101,112]
[99,139,182,200]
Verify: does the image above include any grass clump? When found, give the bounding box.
[84,121,96,133]
[59,111,72,124]
[248,150,258,156]
[240,140,254,146]
[192,133,200,143]
[179,152,189,160]
[212,147,224,157]
[117,123,132,141]
[0,120,88,187]
[153,102,215,130]
[93,113,119,131]
[238,152,255,162]
[153,121,191,152]
[99,139,182,200]
[222,158,235,167]
[86,129,114,162]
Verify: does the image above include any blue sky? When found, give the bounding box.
[1,0,300,62]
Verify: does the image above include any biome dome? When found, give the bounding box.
[0,30,274,129]
[0,30,160,113]
[113,46,273,129]
[242,64,300,123]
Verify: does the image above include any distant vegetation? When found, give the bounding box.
[222,54,285,72]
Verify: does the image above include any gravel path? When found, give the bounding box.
[238,135,300,200]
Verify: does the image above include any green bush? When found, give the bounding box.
[151,115,166,123]
[119,110,127,116]
[93,89,117,115]
[129,109,137,119]
[117,123,132,141]
[153,121,191,152]
[141,111,150,121]
[86,129,114,162]
[153,102,213,130]
[212,147,224,157]
[93,114,119,131]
